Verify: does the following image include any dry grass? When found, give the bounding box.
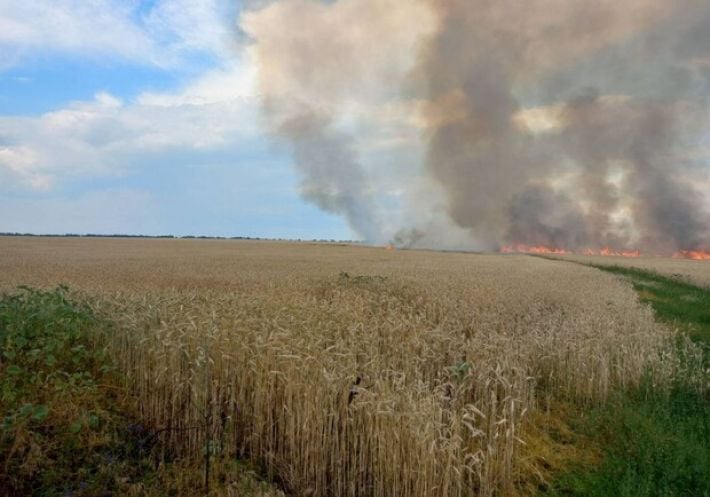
[554,253,710,289]
[0,237,698,496]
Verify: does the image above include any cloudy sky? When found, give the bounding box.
[0,0,356,238]
[2,1,709,250]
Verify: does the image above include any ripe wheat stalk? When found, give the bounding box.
[1,238,704,496]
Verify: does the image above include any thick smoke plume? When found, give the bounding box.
[241,0,431,243]
[419,0,710,252]
[242,0,710,252]
[278,111,381,242]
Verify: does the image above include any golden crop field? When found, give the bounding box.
[0,237,703,497]
[551,253,710,289]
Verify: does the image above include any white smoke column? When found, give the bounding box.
[240,0,434,243]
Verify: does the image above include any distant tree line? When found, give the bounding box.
[0,232,364,244]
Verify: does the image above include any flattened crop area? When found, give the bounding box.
[0,238,700,497]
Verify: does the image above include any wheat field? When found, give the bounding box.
[0,237,701,496]
[553,253,710,289]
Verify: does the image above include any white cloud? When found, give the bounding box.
[142,0,239,59]
[0,0,237,69]
[0,0,267,192]
[0,145,50,191]
[137,59,258,106]
[0,1,157,66]
[0,61,263,192]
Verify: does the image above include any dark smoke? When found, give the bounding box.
[418,0,710,252]
[555,93,709,252]
[507,185,590,250]
[391,227,425,249]
[278,111,382,242]
[243,0,710,251]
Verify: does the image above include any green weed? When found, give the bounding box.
[590,265,710,344]
[0,286,283,497]
[545,265,710,497]
[0,286,120,496]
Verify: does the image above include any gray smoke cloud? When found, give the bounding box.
[418,0,710,252]
[241,0,431,243]
[277,110,381,242]
[241,0,710,252]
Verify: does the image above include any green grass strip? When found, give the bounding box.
[544,264,710,497]
[590,264,710,344]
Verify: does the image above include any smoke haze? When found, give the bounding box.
[240,0,710,252]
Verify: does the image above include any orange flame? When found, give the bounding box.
[673,250,710,260]
[501,244,571,255]
[502,245,641,257]
[586,247,641,258]
[502,244,710,260]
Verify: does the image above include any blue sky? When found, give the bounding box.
[0,0,352,239]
